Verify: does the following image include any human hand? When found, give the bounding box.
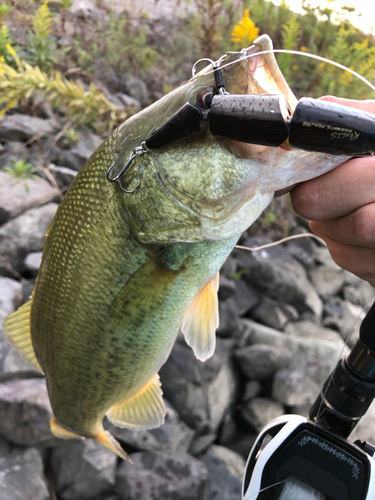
[290,96,375,287]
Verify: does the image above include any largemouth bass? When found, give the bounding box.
[3,35,347,460]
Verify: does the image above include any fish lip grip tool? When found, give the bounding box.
[242,302,375,500]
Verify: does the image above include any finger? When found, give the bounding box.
[290,156,375,220]
[311,232,375,286]
[309,202,375,247]
[319,96,375,115]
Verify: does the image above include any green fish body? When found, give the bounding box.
[3,36,348,459]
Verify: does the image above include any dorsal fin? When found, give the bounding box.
[2,299,44,374]
[181,273,219,362]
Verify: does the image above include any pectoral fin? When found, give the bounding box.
[2,299,44,374]
[106,374,165,429]
[181,273,219,362]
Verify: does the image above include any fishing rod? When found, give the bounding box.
[241,301,375,500]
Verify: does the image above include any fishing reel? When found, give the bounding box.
[242,303,375,500]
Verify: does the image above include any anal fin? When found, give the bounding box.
[106,374,165,430]
[2,299,44,374]
[51,416,132,462]
[181,273,219,362]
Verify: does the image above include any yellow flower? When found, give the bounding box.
[231,9,259,48]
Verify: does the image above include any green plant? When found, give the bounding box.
[194,0,225,57]
[0,3,13,23]
[27,1,57,71]
[277,14,300,81]
[0,24,15,65]
[4,158,38,179]
[0,45,129,131]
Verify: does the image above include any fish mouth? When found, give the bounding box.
[218,34,298,110]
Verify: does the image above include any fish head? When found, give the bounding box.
[113,35,347,244]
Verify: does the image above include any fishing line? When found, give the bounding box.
[193,47,375,94]
[235,232,327,252]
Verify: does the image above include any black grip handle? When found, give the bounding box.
[290,98,375,156]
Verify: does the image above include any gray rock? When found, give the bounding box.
[350,401,375,445]
[105,400,194,452]
[115,450,209,500]
[343,285,364,306]
[52,439,117,500]
[218,275,236,301]
[50,165,77,187]
[235,237,322,317]
[120,73,149,106]
[338,300,365,341]
[323,298,343,318]
[0,378,53,445]
[159,336,238,432]
[234,344,292,380]
[241,398,284,432]
[0,114,57,141]
[114,93,142,113]
[272,355,332,407]
[188,430,216,456]
[0,203,58,274]
[309,263,345,298]
[243,380,262,402]
[202,445,245,500]
[0,447,49,500]
[0,278,39,379]
[24,252,42,272]
[50,131,102,171]
[284,320,344,345]
[0,142,30,169]
[250,301,289,330]
[0,171,59,224]
[69,0,105,20]
[343,272,375,307]
[237,319,348,367]
[223,278,258,317]
[217,300,241,338]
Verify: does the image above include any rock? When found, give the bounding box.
[323,298,343,318]
[272,355,333,407]
[0,171,59,224]
[285,232,316,269]
[0,447,49,500]
[237,319,348,367]
[159,336,238,432]
[49,165,77,187]
[343,272,375,307]
[120,73,149,106]
[235,237,322,317]
[234,344,292,380]
[115,451,209,500]
[217,300,241,338]
[338,300,365,341]
[350,402,375,445]
[249,300,289,330]
[0,378,53,445]
[241,397,284,432]
[0,141,29,168]
[49,131,102,171]
[0,277,39,379]
[188,429,216,456]
[0,203,58,274]
[309,262,345,298]
[69,0,105,20]
[105,400,194,452]
[112,93,142,113]
[243,380,262,402]
[202,445,245,500]
[284,320,344,345]
[51,439,117,500]
[24,252,42,272]
[218,275,236,301]
[223,278,258,317]
[218,413,257,458]
[0,114,57,141]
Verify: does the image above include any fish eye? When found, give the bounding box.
[197,88,215,109]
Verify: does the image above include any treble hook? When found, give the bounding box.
[192,57,229,95]
[106,141,149,194]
